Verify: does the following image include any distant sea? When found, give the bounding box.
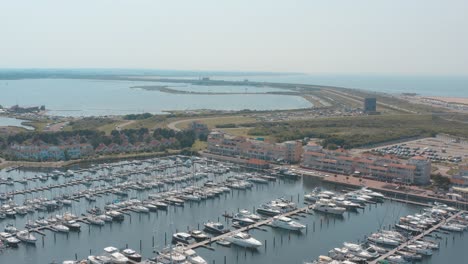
[220,74,468,98]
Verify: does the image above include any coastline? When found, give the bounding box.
[422,96,468,105]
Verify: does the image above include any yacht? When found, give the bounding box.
[5,224,18,234]
[121,248,142,262]
[174,245,208,264]
[53,224,70,233]
[87,255,112,264]
[103,246,129,263]
[0,232,20,247]
[16,230,37,244]
[237,209,261,221]
[312,200,346,215]
[172,232,196,244]
[225,232,262,249]
[271,216,305,231]
[132,205,150,213]
[405,244,433,256]
[204,222,229,234]
[63,220,81,231]
[189,230,209,241]
[232,213,256,226]
[367,234,400,246]
[256,204,281,216]
[106,211,125,221]
[332,197,362,210]
[440,224,464,232]
[156,249,187,264]
[88,216,106,226]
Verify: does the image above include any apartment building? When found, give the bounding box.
[207,131,303,163]
[302,143,431,185]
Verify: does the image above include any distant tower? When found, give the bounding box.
[364,98,377,113]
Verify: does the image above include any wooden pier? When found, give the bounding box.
[369,211,464,264]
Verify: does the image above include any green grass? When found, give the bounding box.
[249,114,468,148]
[174,115,256,130]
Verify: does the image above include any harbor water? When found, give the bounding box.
[0,158,466,264]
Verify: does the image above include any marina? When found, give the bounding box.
[0,156,466,263]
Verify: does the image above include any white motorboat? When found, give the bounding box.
[405,244,433,256]
[332,197,362,210]
[256,204,281,216]
[271,216,305,231]
[312,200,346,215]
[237,209,261,221]
[386,255,409,263]
[232,213,256,226]
[204,222,229,234]
[367,234,400,246]
[64,220,81,231]
[172,232,196,244]
[133,205,150,213]
[0,232,20,246]
[189,230,209,241]
[225,232,262,248]
[122,248,142,262]
[16,230,37,244]
[157,249,187,263]
[174,244,208,264]
[87,255,112,264]
[103,246,129,263]
[5,224,18,234]
[53,224,70,233]
[440,224,464,232]
[88,216,106,226]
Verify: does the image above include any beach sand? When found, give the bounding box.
[423,96,468,105]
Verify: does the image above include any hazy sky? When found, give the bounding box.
[1,0,467,75]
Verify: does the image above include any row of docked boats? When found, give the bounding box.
[306,203,466,264]
[304,187,386,216]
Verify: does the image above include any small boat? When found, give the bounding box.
[405,244,433,256]
[256,204,281,216]
[87,255,112,264]
[440,224,464,232]
[5,224,18,234]
[312,200,346,215]
[174,244,208,264]
[236,209,261,221]
[172,232,195,245]
[154,201,168,210]
[0,232,20,247]
[189,230,209,241]
[106,211,124,221]
[16,230,37,244]
[232,213,256,226]
[121,248,142,262]
[103,246,129,264]
[63,220,81,231]
[53,224,70,233]
[216,239,231,247]
[88,216,105,226]
[132,205,150,213]
[204,222,229,234]
[225,232,262,249]
[271,216,305,231]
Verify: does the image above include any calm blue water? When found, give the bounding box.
[220,74,468,98]
[0,79,311,117]
[0,116,34,130]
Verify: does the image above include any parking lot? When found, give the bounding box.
[369,135,468,164]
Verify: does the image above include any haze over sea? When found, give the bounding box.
[222,74,468,98]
